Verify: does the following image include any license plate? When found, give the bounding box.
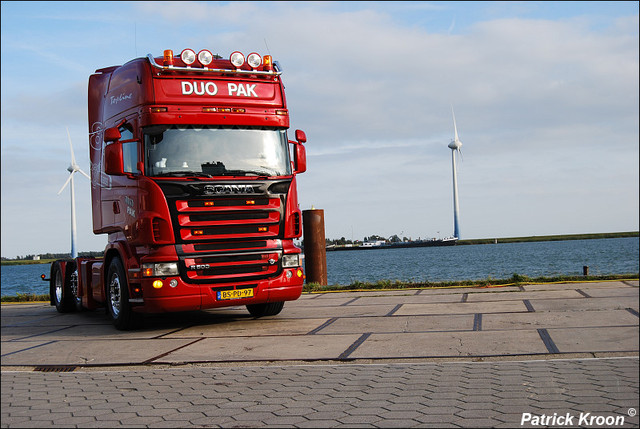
[217,288,254,300]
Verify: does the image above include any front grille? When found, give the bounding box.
[176,195,281,241]
[182,248,281,283]
[192,241,268,252]
[158,180,290,285]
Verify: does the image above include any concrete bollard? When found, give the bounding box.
[302,208,328,285]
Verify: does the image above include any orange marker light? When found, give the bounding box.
[163,50,174,66]
[263,55,273,71]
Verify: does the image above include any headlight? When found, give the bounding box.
[142,262,179,277]
[282,254,300,268]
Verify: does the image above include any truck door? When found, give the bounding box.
[101,119,141,243]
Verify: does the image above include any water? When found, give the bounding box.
[325,237,639,285]
[1,238,638,296]
[1,263,52,297]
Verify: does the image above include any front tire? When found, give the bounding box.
[50,261,75,313]
[246,301,284,317]
[106,257,141,330]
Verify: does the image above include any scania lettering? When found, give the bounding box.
[48,48,307,330]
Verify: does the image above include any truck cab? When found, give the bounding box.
[51,49,307,330]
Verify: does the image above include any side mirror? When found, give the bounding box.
[104,142,124,175]
[295,129,307,144]
[294,141,306,174]
[104,127,121,143]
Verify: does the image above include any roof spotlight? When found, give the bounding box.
[180,49,196,66]
[198,49,213,66]
[247,53,262,69]
[230,51,245,68]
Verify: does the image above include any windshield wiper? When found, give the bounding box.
[154,171,213,178]
[222,169,276,177]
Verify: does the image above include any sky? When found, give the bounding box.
[1,1,638,258]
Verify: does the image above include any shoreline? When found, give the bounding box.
[2,231,637,264]
[2,273,637,303]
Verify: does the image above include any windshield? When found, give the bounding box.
[144,125,291,177]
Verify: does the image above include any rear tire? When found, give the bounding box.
[106,257,141,330]
[246,301,284,317]
[50,261,75,313]
[67,261,84,312]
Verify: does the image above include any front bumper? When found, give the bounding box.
[136,266,303,313]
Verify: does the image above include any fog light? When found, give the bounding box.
[181,49,196,65]
[286,270,293,279]
[230,51,245,68]
[153,280,163,289]
[247,52,262,69]
[198,49,213,66]
[169,279,178,288]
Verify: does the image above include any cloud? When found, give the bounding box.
[0,1,637,257]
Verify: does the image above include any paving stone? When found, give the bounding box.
[2,284,638,428]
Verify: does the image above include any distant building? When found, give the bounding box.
[32,255,40,261]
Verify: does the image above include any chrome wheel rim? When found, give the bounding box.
[70,270,80,303]
[55,270,63,303]
[109,274,121,318]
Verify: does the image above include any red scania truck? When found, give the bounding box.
[49,48,307,329]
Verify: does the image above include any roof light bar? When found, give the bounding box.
[147,51,282,76]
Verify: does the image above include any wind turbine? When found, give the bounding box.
[58,128,90,259]
[447,107,463,239]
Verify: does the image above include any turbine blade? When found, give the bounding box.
[77,168,91,180]
[66,127,77,166]
[451,105,459,141]
[58,174,72,195]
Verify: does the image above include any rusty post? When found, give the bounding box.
[302,208,328,285]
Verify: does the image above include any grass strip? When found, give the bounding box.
[302,273,639,293]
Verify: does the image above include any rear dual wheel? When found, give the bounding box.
[50,260,82,313]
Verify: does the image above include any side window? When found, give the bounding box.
[119,126,139,174]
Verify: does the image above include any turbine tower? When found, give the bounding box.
[58,128,90,259]
[447,107,463,239]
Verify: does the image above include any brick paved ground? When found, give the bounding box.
[2,357,638,428]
